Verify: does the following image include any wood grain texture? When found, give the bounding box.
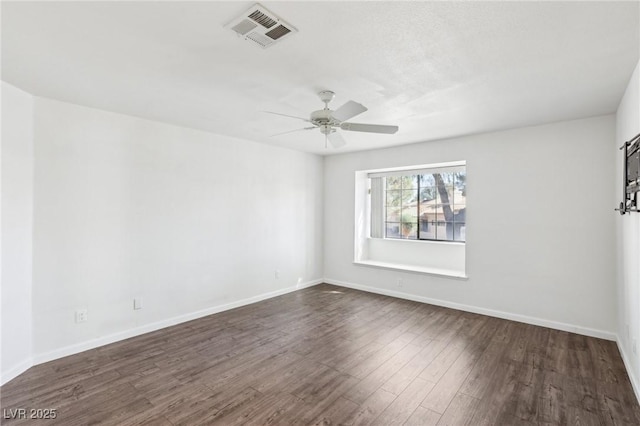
[1,283,639,425]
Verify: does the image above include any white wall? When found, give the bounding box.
[325,115,617,337]
[1,82,34,383]
[616,59,640,398]
[30,97,324,360]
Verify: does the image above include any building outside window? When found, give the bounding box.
[369,165,466,242]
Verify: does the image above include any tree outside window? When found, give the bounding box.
[382,170,466,242]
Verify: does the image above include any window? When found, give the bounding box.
[370,165,466,242]
[354,161,467,277]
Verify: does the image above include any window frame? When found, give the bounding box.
[369,162,466,244]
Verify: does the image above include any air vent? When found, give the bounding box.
[225,3,297,49]
[248,10,277,29]
[265,25,291,41]
[247,32,274,48]
[231,20,258,36]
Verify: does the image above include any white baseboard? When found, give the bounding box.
[1,358,34,386]
[6,277,625,392]
[324,278,617,341]
[31,279,323,367]
[617,335,640,404]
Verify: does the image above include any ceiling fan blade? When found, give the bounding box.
[328,131,346,148]
[263,111,311,123]
[332,100,368,122]
[340,122,399,134]
[270,126,316,137]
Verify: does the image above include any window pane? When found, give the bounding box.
[401,189,418,207]
[454,196,466,209]
[434,204,452,222]
[385,222,401,239]
[419,219,436,240]
[419,186,437,203]
[452,206,466,223]
[436,187,455,204]
[386,190,401,207]
[419,174,436,187]
[440,172,456,186]
[401,209,417,223]
[436,222,455,241]
[454,223,466,241]
[403,175,418,189]
[386,206,401,222]
[386,176,402,190]
[418,203,436,239]
[400,222,417,239]
[419,201,438,216]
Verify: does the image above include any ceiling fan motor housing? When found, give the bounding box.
[310,109,336,126]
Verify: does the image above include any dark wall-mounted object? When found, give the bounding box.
[616,132,640,214]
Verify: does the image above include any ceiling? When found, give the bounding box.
[2,1,639,155]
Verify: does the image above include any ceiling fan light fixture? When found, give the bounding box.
[319,125,334,135]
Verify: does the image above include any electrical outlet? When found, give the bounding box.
[75,309,87,323]
[633,339,638,355]
[275,270,280,279]
[397,278,403,288]
[133,297,142,310]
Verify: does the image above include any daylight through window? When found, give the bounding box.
[370,165,466,242]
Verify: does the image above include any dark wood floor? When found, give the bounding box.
[2,284,639,425]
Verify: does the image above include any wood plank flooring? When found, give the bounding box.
[1,283,639,425]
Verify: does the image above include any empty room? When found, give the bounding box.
[1,1,640,425]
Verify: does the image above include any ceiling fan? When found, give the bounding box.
[266,90,399,148]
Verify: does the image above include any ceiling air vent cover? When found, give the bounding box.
[225,3,297,49]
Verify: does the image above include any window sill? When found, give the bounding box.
[353,260,468,280]
[373,237,465,246]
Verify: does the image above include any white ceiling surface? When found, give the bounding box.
[2,2,639,155]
